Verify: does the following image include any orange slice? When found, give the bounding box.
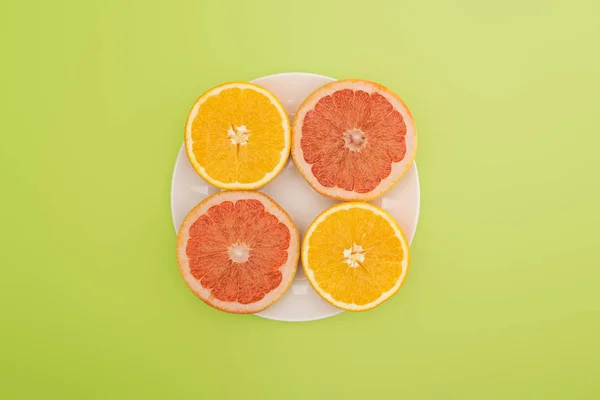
[185,82,290,190]
[302,202,410,311]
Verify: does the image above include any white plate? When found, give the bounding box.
[171,72,420,322]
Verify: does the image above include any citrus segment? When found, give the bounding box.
[177,191,299,313]
[292,79,416,200]
[185,82,290,190]
[302,202,409,311]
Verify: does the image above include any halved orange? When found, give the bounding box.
[302,202,410,311]
[185,82,290,190]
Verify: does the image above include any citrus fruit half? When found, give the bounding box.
[302,202,410,311]
[292,79,417,200]
[185,82,290,190]
[176,191,299,314]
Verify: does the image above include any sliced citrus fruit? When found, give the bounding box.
[302,202,410,311]
[185,82,290,190]
[292,79,417,200]
[176,191,299,314]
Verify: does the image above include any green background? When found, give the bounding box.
[2,0,599,398]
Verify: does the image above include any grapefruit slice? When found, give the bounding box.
[185,82,290,190]
[292,79,417,200]
[302,202,410,311]
[176,191,299,314]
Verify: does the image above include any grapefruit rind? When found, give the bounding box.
[176,191,300,314]
[301,202,410,311]
[291,79,417,201]
[185,82,291,190]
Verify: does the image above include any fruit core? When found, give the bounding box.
[228,124,251,145]
[343,129,367,151]
[228,243,250,263]
[343,243,365,268]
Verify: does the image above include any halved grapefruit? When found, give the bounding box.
[176,191,299,314]
[292,79,417,201]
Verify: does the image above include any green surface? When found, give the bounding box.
[1,0,599,398]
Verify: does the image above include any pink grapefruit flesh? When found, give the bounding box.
[292,79,417,200]
[176,191,299,314]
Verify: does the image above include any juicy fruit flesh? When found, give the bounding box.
[301,89,407,193]
[185,199,291,304]
[306,207,404,306]
[191,87,285,184]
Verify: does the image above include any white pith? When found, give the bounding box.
[185,82,290,190]
[228,242,250,263]
[343,244,365,268]
[302,202,409,311]
[177,191,299,313]
[292,80,417,200]
[228,125,251,146]
[343,129,367,152]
